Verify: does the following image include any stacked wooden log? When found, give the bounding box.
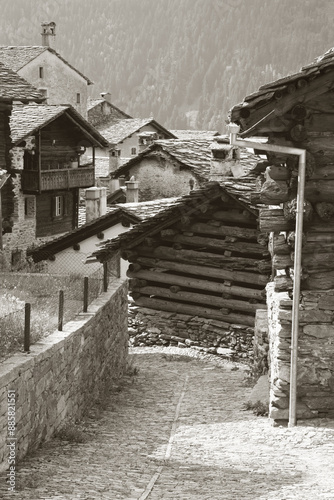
[126,196,271,329]
[254,139,334,291]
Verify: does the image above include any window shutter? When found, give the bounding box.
[63,194,69,216]
[51,196,57,218]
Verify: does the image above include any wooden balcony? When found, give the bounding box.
[21,166,95,192]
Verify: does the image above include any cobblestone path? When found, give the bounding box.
[1,346,334,499]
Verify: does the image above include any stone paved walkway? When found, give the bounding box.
[1,346,334,499]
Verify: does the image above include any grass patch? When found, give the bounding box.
[55,423,89,443]
[243,400,268,417]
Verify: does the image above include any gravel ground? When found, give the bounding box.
[1,346,334,499]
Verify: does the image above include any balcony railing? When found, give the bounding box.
[21,166,95,192]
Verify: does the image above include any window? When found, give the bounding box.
[52,195,68,218]
[55,196,62,217]
[131,147,137,155]
[76,93,81,104]
[39,66,44,79]
[24,196,35,219]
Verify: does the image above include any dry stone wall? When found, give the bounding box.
[267,282,334,422]
[128,298,254,360]
[0,279,128,472]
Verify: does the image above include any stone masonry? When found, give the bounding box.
[267,282,334,422]
[128,297,254,360]
[0,278,128,472]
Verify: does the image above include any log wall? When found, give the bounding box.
[125,196,271,359]
[246,84,334,422]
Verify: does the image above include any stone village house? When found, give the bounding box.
[109,136,261,201]
[229,46,334,423]
[0,62,45,256]
[1,103,108,266]
[0,22,92,118]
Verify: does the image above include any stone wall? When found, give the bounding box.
[128,298,254,360]
[267,282,334,422]
[253,309,269,376]
[0,278,128,472]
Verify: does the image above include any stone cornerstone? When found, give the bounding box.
[0,278,128,472]
[267,282,334,422]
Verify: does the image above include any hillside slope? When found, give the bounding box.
[0,0,333,130]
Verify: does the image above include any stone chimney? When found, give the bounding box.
[109,147,121,172]
[125,178,139,203]
[41,22,56,48]
[209,136,244,181]
[85,187,107,223]
[138,131,158,153]
[101,92,112,104]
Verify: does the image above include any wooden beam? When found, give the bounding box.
[134,296,255,327]
[127,269,265,300]
[240,70,334,133]
[178,221,258,240]
[136,245,271,274]
[134,285,265,314]
[161,233,269,256]
[134,256,269,286]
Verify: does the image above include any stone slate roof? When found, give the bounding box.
[10,104,109,147]
[0,62,45,102]
[230,46,334,134]
[96,118,176,145]
[0,46,93,84]
[120,197,180,222]
[170,130,220,139]
[30,196,180,262]
[29,206,140,263]
[111,137,260,181]
[87,97,132,118]
[91,181,259,262]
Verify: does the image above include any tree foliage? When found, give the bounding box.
[0,0,333,131]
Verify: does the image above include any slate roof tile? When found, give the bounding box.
[170,130,220,139]
[0,46,92,84]
[0,62,45,102]
[9,103,109,146]
[112,137,260,181]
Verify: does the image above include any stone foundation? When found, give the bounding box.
[0,279,128,471]
[267,282,334,422]
[128,298,254,360]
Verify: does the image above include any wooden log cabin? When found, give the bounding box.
[2,103,109,263]
[230,46,334,421]
[92,181,272,358]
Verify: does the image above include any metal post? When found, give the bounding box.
[58,290,64,331]
[289,151,306,427]
[24,303,31,352]
[83,277,88,312]
[116,252,121,278]
[103,262,108,292]
[229,124,306,427]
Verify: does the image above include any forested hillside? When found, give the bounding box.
[0,0,333,130]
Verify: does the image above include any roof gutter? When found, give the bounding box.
[228,123,306,427]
